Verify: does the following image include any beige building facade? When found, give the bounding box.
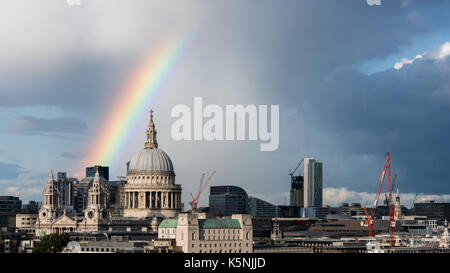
[158,213,253,253]
[15,213,37,235]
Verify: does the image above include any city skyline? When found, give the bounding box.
[1,0,450,208]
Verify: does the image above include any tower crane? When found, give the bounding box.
[411,193,418,209]
[392,174,398,192]
[189,171,216,213]
[363,152,395,248]
[289,158,304,177]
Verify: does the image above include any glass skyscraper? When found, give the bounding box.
[209,185,249,216]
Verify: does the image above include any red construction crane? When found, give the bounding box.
[363,152,395,247]
[189,171,216,213]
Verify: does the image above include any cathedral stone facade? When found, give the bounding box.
[37,167,112,235]
[122,110,182,218]
[36,110,182,236]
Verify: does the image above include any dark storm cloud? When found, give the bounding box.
[5,115,87,135]
[1,0,450,203]
[0,161,25,179]
[0,0,435,111]
[0,55,128,112]
[294,52,450,194]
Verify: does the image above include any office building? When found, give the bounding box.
[248,197,280,217]
[277,206,301,218]
[55,172,77,210]
[0,196,22,211]
[86,165,109,180]
[22,201,39,214]
[158,213,253,253]
[15,214,37,235]
[0,196,22,230]
[209,185,248,216]
[414,201,450,223]
[290,175,304,207]
[303,158,323,208]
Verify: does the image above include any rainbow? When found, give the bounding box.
[80,32,191,175]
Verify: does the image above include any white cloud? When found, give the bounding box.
[393,54,423,70]
[0,171,47,201]
[393,41,450,70]
[0,1,198,74]
[324,187,450,208]
[427,41,450,60]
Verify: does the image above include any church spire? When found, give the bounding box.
[93,166,100,184]
[144,109,158,149]
[395,184,402,220]
[47,168,54,183]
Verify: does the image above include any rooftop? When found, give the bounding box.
[158,218,242,229]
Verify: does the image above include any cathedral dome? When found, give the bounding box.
[128,147,174,174]
[127,110,174,175]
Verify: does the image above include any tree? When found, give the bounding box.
[32,233,70,253]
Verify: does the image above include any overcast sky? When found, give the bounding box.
[0,0,449,208]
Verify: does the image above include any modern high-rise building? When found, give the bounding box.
[303,158,323,208]
[55,172,77,210]
[290,175,303,207]
[0,196,22,211]
[0,196,22,229]
[86,165,109,180]
[414,201,450,223]
[209,185,248,216]
[248,197,280,217]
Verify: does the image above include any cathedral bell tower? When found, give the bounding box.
[85,167,109,225]
[39,169,61,224]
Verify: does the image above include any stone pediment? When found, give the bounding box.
[52,214,76,226]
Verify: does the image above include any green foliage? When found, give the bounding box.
[32,233,70,253]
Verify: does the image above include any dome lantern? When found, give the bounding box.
[144,109,158,149]
[127,110,174,175]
